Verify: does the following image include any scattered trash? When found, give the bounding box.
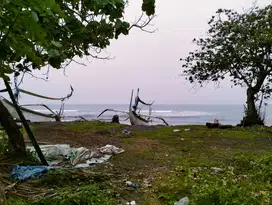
[180,138,185,141]
[143,178,152,188]
[173,129,181,133]
[184,128,190,132]
[122,129,132,135]
[174,197,190,205]
[211,167,223,173]
[27,144,124,167]
[74,164,90,168]
[86,155,112,164]
[10,165,55,181]
[99,145,124,155]
[126,181,141,188]
[126,201,137,205]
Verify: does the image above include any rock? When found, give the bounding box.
[111,115,120,123]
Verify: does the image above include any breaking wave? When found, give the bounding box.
[32,108,214,118]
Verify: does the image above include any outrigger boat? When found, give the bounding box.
[0,86,74,122]
[97,89,169,126]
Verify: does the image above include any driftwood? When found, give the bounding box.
[206,122,233,129]
[206,122,220,128]
[219,125,233,129]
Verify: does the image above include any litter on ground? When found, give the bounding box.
[125,181,141,188]
[10,144,125,181]
[174,197,190,205]
[126,201,136,205]
[10,165,55,181]
[27,144,124,167]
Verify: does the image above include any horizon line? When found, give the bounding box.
[35,103,264,106]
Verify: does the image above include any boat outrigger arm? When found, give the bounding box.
[97,89,169,126]
[97,109,129,118]
[1,97,58,122]
[0,86,74,122]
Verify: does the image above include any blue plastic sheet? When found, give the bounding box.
[10,165,54,181]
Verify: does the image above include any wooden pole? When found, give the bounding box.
[0,185,7,205]
[4,80,48,166]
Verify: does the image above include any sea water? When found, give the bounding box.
[30,104,272,126]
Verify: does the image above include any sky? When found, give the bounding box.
[1,0,271,105]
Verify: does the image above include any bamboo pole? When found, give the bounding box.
[0,185,7,205]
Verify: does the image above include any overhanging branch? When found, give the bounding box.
[129,13,157,33]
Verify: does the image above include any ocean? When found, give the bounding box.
[31,104,272,126]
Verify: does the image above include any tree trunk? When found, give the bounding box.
[0,100,26,155]
[242,88,264,126]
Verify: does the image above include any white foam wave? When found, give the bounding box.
[63,110,78,112]
[33,109,78,113]
[179,111,213,117]
[140,110,173,113]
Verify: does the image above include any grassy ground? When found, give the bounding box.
[1,122,272,204]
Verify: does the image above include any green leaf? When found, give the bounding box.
[48,49,60,58]
[0,0,156,79]
[31,11,39,22]
[51,40,62,48]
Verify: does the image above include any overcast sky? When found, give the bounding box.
[2,0,271,105]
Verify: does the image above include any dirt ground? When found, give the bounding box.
[30,122,123,148]
[9,121,272,204]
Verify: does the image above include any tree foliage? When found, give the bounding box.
[0,0,156,80]
[181,5,272,125]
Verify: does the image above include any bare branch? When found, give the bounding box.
[42,65,50,80]
[26,71,48,82]
[71,59,86,66]
[129,13,157,33]
[17,71,26,86]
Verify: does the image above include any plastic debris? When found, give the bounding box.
[211,167,223,173]
[126,201,136,205]
[143,178,152,188]
[74,164,90,168]
[86,155,112,164]
[122,129,131,135]
[180,138,185,141]
[184,129,190,132]
[10,165,54,181]
[173,129,181,133]
[27,144,124,167]
[99,145,125,155]
[126,181,141,188]
[174,197,189,205]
